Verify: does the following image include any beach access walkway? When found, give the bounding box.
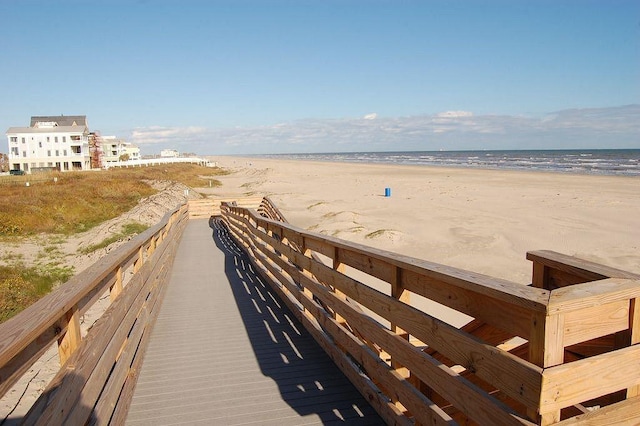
[125,218,384,425]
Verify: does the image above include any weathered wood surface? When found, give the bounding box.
[0,205,188,424]
[3,195,639,425]
[221,200,640,426]
[126,218,384,425]
[188,196,264,218]
[527,250,640,290]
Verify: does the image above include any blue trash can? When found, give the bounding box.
[384,187,391,197]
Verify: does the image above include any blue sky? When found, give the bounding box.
[1,0,638,155]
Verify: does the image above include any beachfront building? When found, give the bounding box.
[102,136,141,164]
[5,115,91,173]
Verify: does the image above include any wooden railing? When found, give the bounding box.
[2,196,637,425]
[188,196,264,218]
[221,199,640,426]
[0,204,189,424]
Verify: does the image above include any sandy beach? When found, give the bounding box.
[209,156,640,285]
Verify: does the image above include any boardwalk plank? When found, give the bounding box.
[127,219,384,425]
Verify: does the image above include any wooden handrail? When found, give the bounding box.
[220,198,640,426]
[0,203,189,423]
[527,250,640,290]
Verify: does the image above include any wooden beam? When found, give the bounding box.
[527,250,640,284]
[540,344,640,414]
[547,278,640,314]
[562,300,629,347]
[554,394,640,425]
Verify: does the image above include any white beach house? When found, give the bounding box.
[102,136,141,164]
[5,115,92,173]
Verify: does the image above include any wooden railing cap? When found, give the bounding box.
[547,277,640,313]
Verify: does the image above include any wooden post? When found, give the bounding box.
[391,267,410,369]
[532,262,549,289]
[133,247,143,273]
[390,266,411,415]
[529,312,565,424]
[294,240,316,318]
[332,247,346,325]
[147,235,156,257]
[110,266,123,302]
[280,228,290,262]
[628,298,640,398]
[58,307,82,365]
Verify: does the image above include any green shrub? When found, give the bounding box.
[0,263,73,322]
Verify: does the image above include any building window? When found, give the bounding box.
[10,137,17,143]
[55,150,60,156]
[22,151,26,157]
[22,138,25,143]
[55,136,58,143]
[62,136,66,142]
[71,146,81,154]
[10,147,18,156]
[63,150,67,156]
[71,135,81,141]
[46,137,50,142]
[48,150,51,157]
[39,142,43,148]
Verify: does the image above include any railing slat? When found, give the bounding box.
[540,344,640,414]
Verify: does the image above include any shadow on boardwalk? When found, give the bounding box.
[210,218,385,425]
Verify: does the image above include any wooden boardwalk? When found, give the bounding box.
[126,218,384,425]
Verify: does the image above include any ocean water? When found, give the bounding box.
[257,149,640,176]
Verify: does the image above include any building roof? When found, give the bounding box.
[7,126,89,134]
[30,115,88,127]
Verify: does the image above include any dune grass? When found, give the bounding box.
[79,222,149,254]
[0,163,225,236]
[0,263,74,322]
[0,163,226,321]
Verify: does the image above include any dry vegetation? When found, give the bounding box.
[0,163,227,321]
[0,164,225,235]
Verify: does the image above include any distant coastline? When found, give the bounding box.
[250,149,640,176]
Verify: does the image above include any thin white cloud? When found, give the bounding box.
[130,126,207,145]
[436,111,474,118]
[123,105,640,155]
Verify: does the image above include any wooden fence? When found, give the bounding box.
[221,198,640,425]
[0,204,189,424]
